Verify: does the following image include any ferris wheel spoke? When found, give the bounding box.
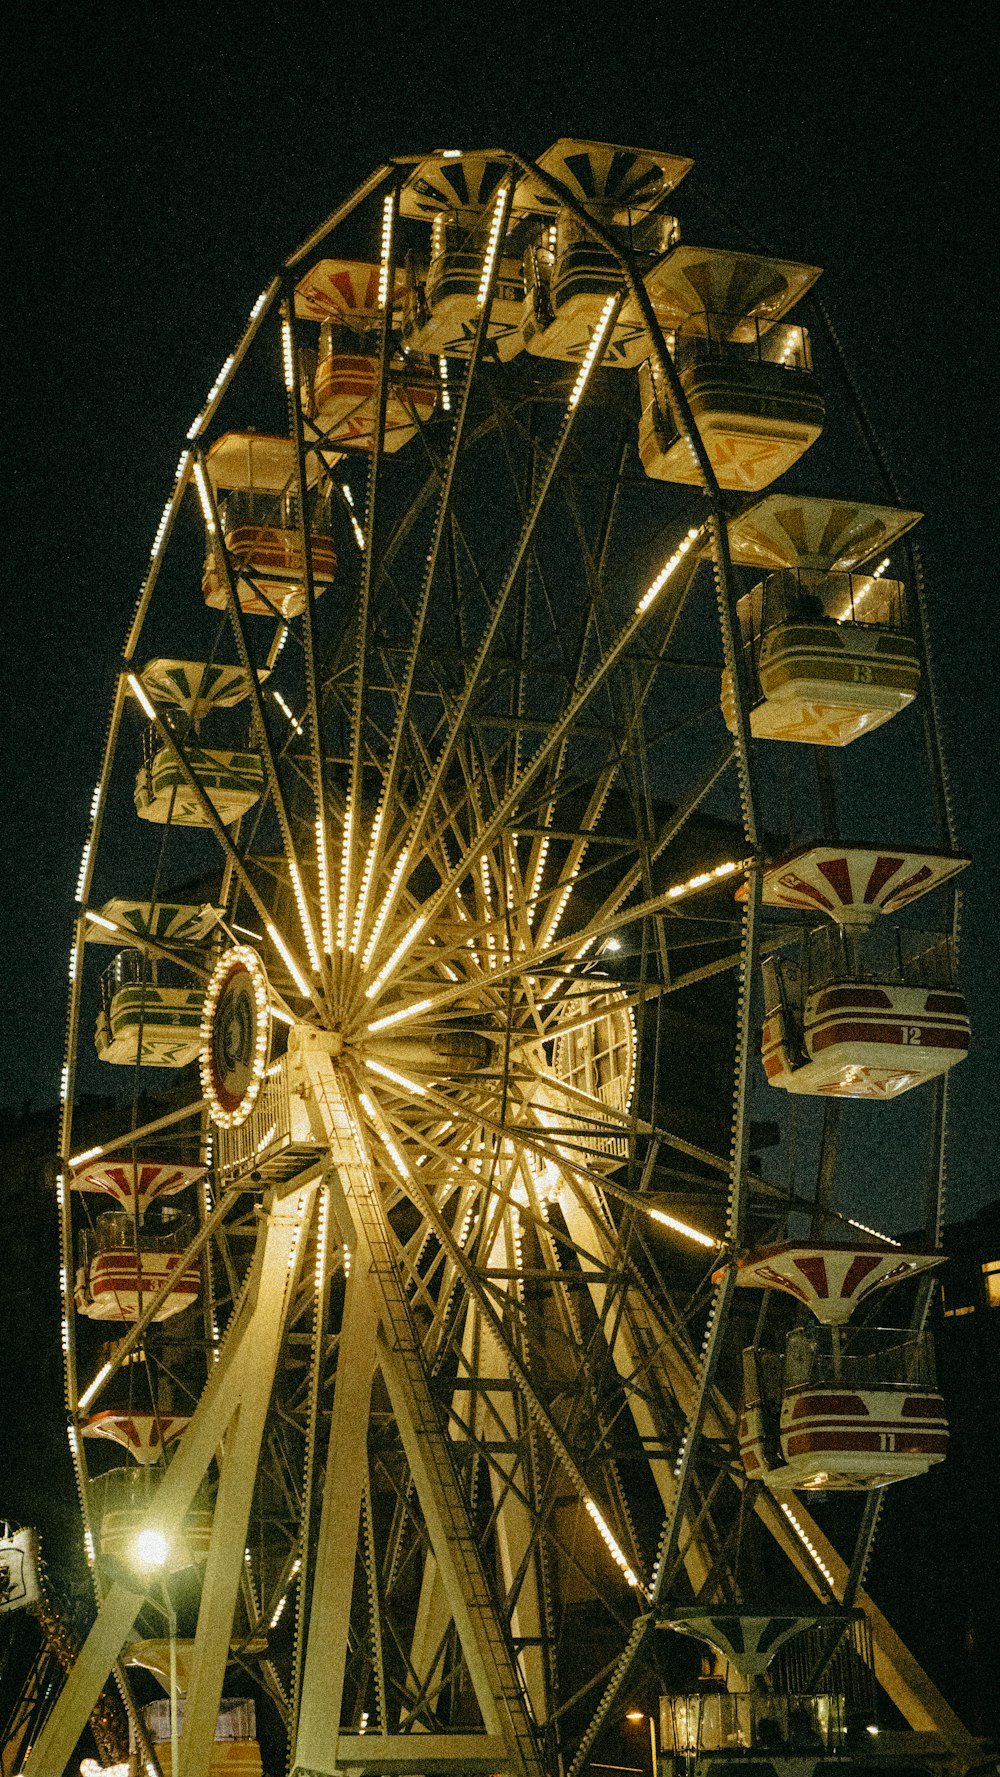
[348,179,518,947]
[353,302,627,971]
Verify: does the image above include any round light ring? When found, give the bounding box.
[200,945,272,1128]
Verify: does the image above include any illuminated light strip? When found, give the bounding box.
[70,1146,101,1168]
[127,672,157,721]
[367,998,432,1033]
[351,808,385,954]
[316,817,333,955]
[266,921,312,998]
[233,921,263,941]
[270,1593,289,1629]
[75,841,92,900]
[666,858,745,902]
[281,318,296,393]
[349,512,366,550]
[186,354,235,440]
[273,689,304,736]
[648,1208,718,1250]
[358,1089,411,1180]
[439,355,451,413]
[636,526,701,615]
[361,849,412,969]
[273,623,289,659]
[85,910,117,935]
[529,831,550,916]
[249,288,270,321]
[342,481,355,507]
[377,195,395,309]
[336,806,354,950]
[511,1206,524,1272]
[846,1215,902,1249]
[60,1064,70,1103]
[78,1362,113,1412]
[480,855,496,962]
[150,494,175,561]
[365,915,426,999]
[584,1499,641,1589]
[543,865,579,949]
[779,1501,837,1588]
[476,184,509,308]
[288,859,321,972]
[192,459,217,533]
[315,1195,328,1293]
[286,1205,306,1274]
[83,1527,96,1564]
[365,1059,427,1097]
[568,296,617,410]
[201,1175,220,1359]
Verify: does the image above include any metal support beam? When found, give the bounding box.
[25,1166,325,1776]
[180,1178,319,1777]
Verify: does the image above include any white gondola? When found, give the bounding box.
[721,496,924,744]
[134,735,264,826]
[202,432,336,619]
[296,259,437,451]
[638,246,823,489]
[88,1468,212,1573]
[94,949,204,1068]
[757,845,970,1098]
[727,1242,948,1490]
[0,1525,41,1614]
[401,151,525,360]
[514,138,689,366]
[137,1692,264,1776]
[75,1205,199,1322]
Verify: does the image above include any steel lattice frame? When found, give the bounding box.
[28,146,975,1777]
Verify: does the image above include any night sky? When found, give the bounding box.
[5,0,998,1216]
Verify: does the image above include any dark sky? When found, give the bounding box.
[5,1,998,1213]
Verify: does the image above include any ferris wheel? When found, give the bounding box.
[28,141,976,1777]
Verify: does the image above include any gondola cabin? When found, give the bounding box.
[89,1467,212,1572]
[202,433,336,619]
[94,950,204,1068]
[761,924,969,1098]
[140,1696,264,1776]
[721,496,925,744]
[638,246,823,489]
[296,259,437,451]
[657,1609,876,1777]
[401,151,525,360]
[514,138,690,366]
[75,1205,199,1322]
[727,1243,948,1490]
[755,844,970,1096]
[134,734,264,826]
[0,1526,41,1614]
[739,1325,948,1490]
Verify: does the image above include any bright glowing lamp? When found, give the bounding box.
[132,1527,170,1570]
